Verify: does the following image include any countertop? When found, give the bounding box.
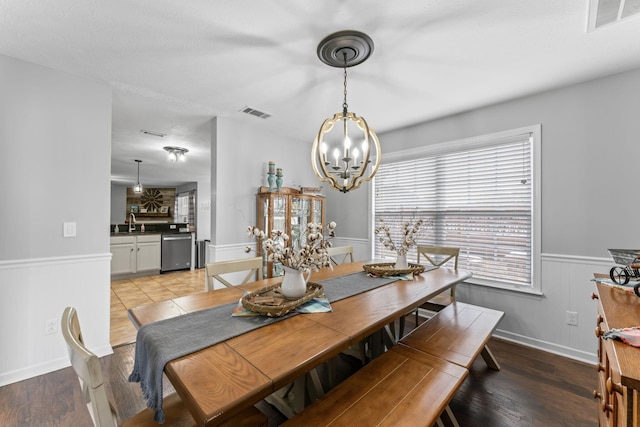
[110,231,191,237]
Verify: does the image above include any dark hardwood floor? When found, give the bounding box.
[0,333,597,426]
[449,338,596,426]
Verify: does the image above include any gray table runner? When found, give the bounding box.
[316,271,399,302]
[129,270,399,422]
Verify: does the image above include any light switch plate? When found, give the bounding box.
[63,222,76,237]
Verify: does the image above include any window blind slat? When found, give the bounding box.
[374,138,532,287]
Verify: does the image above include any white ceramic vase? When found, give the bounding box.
[281,266,311,300]
[395,253,408,270]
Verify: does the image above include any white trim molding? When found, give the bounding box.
[0,253,112,270]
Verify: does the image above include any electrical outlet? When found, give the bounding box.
[45,318,57,335]
[566,311,578,326]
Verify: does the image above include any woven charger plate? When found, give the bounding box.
[241,282,324,317]
[363,262,426,277]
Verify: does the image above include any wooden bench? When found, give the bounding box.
[284,302,503,426]
[399,301,504,371]
[283,344,468,427]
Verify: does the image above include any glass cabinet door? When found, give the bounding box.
[272,195,286,233]
[312,199,323,223]
[261,197,269,232]
[291,197,311,250]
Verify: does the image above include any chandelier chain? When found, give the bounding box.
[342,52,348,114]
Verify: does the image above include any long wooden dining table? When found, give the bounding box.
[128,261,472,426]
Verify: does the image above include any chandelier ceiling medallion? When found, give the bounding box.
[163,146,188,162]
[311,30,381,193]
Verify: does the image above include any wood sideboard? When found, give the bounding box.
[592,279,640,426]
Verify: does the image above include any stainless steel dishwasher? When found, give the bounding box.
[161,234,192,273]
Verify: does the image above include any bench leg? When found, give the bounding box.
[306,368,325,402]
[480,344,500,371]
[438,405,461,427]
[383,323,396,349]
[265,383,297,419]
[326,358,336,389]
[265,368,326,418]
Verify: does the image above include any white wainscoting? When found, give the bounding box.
[454,253,612,364]
[0,254,112,386]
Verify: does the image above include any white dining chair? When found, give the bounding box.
[61,307,195,426]
[61,307,267,426]
[205,257,263,290]
[326,245,354,265]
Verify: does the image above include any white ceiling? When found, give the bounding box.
[2,0,640,187]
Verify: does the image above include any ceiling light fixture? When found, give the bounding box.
[163,146,189,162]
[311,30,381,193]
[133,159,143,193]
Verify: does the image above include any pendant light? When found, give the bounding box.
[133,159,143,193]
[311,30,381,193]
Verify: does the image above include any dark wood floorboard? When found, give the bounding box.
[0,331,597,426]
[450,338,596,427]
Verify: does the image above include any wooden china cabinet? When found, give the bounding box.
[256,186,325,278]
[592,276,640,426]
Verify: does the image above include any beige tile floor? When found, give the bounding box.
[110,269,206,347]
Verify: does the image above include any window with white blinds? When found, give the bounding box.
[373,125,540,293]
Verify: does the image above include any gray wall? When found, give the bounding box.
[210,116,319,247]
[0,55,112,261]
[324,181,372,241]
[0,54,112,385]
[110,184,127,224]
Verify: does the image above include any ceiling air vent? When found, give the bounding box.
[140,129,167,138]
[588,0,640,31]
[240,106,271,119]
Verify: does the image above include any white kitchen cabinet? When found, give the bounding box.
[135,234,161,272]
[110,235,136,275]
[110,234,161,276]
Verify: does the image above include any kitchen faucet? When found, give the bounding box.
[129,212,136,232]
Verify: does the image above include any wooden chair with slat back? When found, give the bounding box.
[61,307,267,427]
[399,246,461,337]
[205,257,263,291]
[326,245,354,265]
[417,245,460,308]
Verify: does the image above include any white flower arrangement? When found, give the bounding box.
[374,218,424,255]
[246,221,337,272]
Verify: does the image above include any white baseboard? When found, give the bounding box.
[492,329,596,365]
[0,344,112,387]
